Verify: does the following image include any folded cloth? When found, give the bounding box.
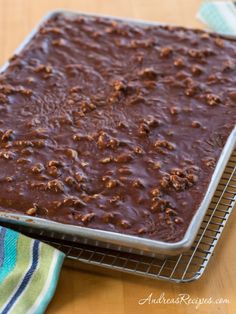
[0,227,65,314]
[197,0,236,35]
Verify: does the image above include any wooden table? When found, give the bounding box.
[0,0,235,313]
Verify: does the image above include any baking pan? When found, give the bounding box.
[0,10,235,257]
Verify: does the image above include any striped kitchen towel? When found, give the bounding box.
[197,1,236,35]
[0,226,65,314]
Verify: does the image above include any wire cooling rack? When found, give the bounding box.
[16,149,234,283]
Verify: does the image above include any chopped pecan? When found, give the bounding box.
[105,179,118,188]
[222,60,234,72]
[108,138,119,149]
[115,153,133,163]
[13,140,33,148]
[188,49,204,58]
[80,160,89,168]
[47,179,64,193]
[47,166,59,177]
[154,139,175,151]
[97,132,119,150]
[19,88,32,96]
[169,106,179,115]
[63,197,85,207]
[80,101,96,113]
[109,195,121,204]
[103,213,114,223]
[5,176,13,182]
[48,160,63,167]
[2,129,13,142]
[73,134,82,141]
[0,151,15,160]
[75,172,84,182]
[118,167,132,175]
[200,33,210,40]
[151,161,162,170]
[26,207,37,216]
[160,46,173,58]
[185,165,200,174]
[161,166,199,191]
[17,158,31,164]
[117,121,128,129]
[191,65,203,76]
[30,182,46,190]
[40,27,63,35]
[170,175,188,191]
[137,227,148,234]
[34,64,52,73]
[64,176,76,186]
[81,213,96,224]
[205,93,221,106]
[65,148,78,159]
[132,179,144,188]
[184,79,199,96]
[138,122,150,136]
[25,203,39,216]
[174,58,184,67]
[150,197,168,212]
[191,121,201,128]
[32,140,46,148]
[187,173,198,183]
[203,157,216,168]
[165,208,178,215]
[170,168,184,176]
[134,146,144,155]
[112,79,126,91]
[119,219,131,229]
[174,217,184,224]
[31,163,44,174]
[150,188,160,197]
[214,37,224,48]
[100,156,113,164]
[52,38,66,46]
[160,175,170,189]
[139,67,158,80]
[143,115,160,127]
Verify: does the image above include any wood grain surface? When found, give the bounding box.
[0,1,235,313]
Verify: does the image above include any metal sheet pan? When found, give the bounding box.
[0,10,235,257]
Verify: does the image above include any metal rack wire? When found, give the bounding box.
[24,149,235,283]
[2,151,235,283]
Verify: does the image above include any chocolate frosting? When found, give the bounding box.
[0,13,235,242]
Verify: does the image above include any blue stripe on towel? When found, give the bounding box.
[0,227,7,268]
[0,229,19,284]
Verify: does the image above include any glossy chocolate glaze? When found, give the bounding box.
[0,13,235,242]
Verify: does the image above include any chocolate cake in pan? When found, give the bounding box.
[0,12,235,243]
